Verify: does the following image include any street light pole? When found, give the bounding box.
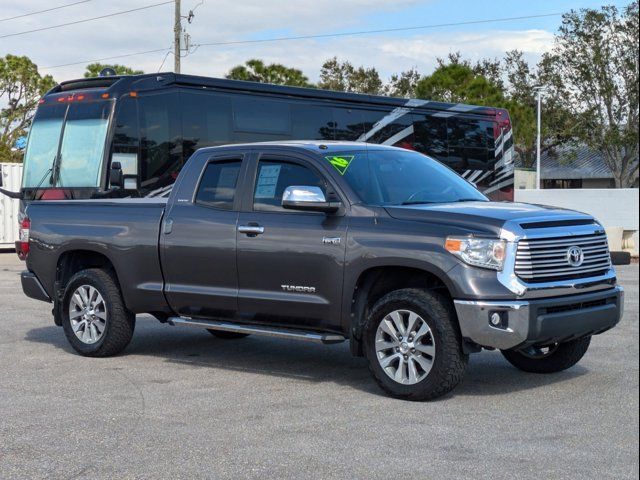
[534,86,546,190]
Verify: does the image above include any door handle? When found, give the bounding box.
[163,218,173,234]
[238,224,265,236]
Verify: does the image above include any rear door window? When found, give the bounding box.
[194,160,242,210]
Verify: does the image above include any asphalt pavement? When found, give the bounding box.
[0,252,638,480]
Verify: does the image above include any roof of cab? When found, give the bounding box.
[194,141,401,157]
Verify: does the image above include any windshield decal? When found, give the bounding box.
[325,155,355,175]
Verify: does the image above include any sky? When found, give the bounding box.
[0,0,632,83]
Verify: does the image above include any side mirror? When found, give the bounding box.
[109,161,124,189]
[282,186,341,213]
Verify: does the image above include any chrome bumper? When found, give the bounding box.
[454,286,624,350]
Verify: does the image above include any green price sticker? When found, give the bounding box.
[325,155,355,175]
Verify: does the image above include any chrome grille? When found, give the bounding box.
[515,232,611,282]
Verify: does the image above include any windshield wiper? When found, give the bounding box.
[452,198,487,203]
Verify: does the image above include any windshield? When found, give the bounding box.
[22,104,65,188]
[22,99,112,189]
[330,149,488,206]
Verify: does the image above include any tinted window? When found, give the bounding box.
[111,96,139,185]
[181,91,232,159]
[233,97,291,134]
[448,117,492,148]
[195,160,242,209]
[331,107,364,140]
[359,108,413,147]
[447,117,494,170]
[290,103,334,140]
[138,92,182,192]
[253,160,325,212]
[412,113,448,159]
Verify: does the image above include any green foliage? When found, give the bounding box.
[415,60,503,105]
[0,54,55,163]
[384,67,421,98]
[225,59,313,88]
[84,63,143,78]
[414,53,537,168]
[543,2,639,187]
[318,57,383,94]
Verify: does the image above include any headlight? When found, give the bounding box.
[445,236,506,270]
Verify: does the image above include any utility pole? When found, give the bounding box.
[174,0,181,73]
[534,86,546,190]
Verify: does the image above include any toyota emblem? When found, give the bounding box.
[567,246,584,267]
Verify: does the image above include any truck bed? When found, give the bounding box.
[25,198,168,313]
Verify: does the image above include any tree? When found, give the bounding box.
[225,59,313,87]
[384,67,421,98]
[0,55,55,163]
[543,2,639,187]
[499,50,576,168]
[415,55,504,105]
[318,57,383,95]
[84,63,143,78]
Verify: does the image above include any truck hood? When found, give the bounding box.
[385,201,594,236]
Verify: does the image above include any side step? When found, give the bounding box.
[167,317,346,344]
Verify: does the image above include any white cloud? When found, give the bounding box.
[1,1,554,83]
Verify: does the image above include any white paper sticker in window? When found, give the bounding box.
[255,164,281,198]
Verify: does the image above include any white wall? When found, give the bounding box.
[0,163,23,248]
[515,188,639,254]
[515,188,639,231]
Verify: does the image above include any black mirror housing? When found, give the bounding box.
[109,161,124,189]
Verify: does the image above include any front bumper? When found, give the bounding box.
[454,286,624,350]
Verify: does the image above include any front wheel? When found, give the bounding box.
[501,336,591,373]
[364,288,468,401]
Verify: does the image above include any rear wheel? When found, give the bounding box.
[61,268,135,357]
[207,330,249,339]
[363,288,468,401]
[501,336,591,373]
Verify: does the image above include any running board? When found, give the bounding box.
[167,317,346,344]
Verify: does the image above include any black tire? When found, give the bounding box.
[363,288,468,401]
[61,268,135,357]
[207,330,249,339]
[501,336,591,373]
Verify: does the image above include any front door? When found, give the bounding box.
[161,156,244,319]
[236,154,348,332]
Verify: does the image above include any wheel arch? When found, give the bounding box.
[345,263,459,357]
[53,249,123,325]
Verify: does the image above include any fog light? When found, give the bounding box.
[489,311,508,330]
[490,312,502,326]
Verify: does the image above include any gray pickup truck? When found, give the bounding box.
[20,141,624,400]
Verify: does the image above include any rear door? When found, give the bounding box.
[161,153,248,319]
[236,152,348,332]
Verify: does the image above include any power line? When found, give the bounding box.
[195,12,564,48]
[0,1,173,39]
[0,0,92,22]
[42,48,171,69]
[39,11,565,70]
